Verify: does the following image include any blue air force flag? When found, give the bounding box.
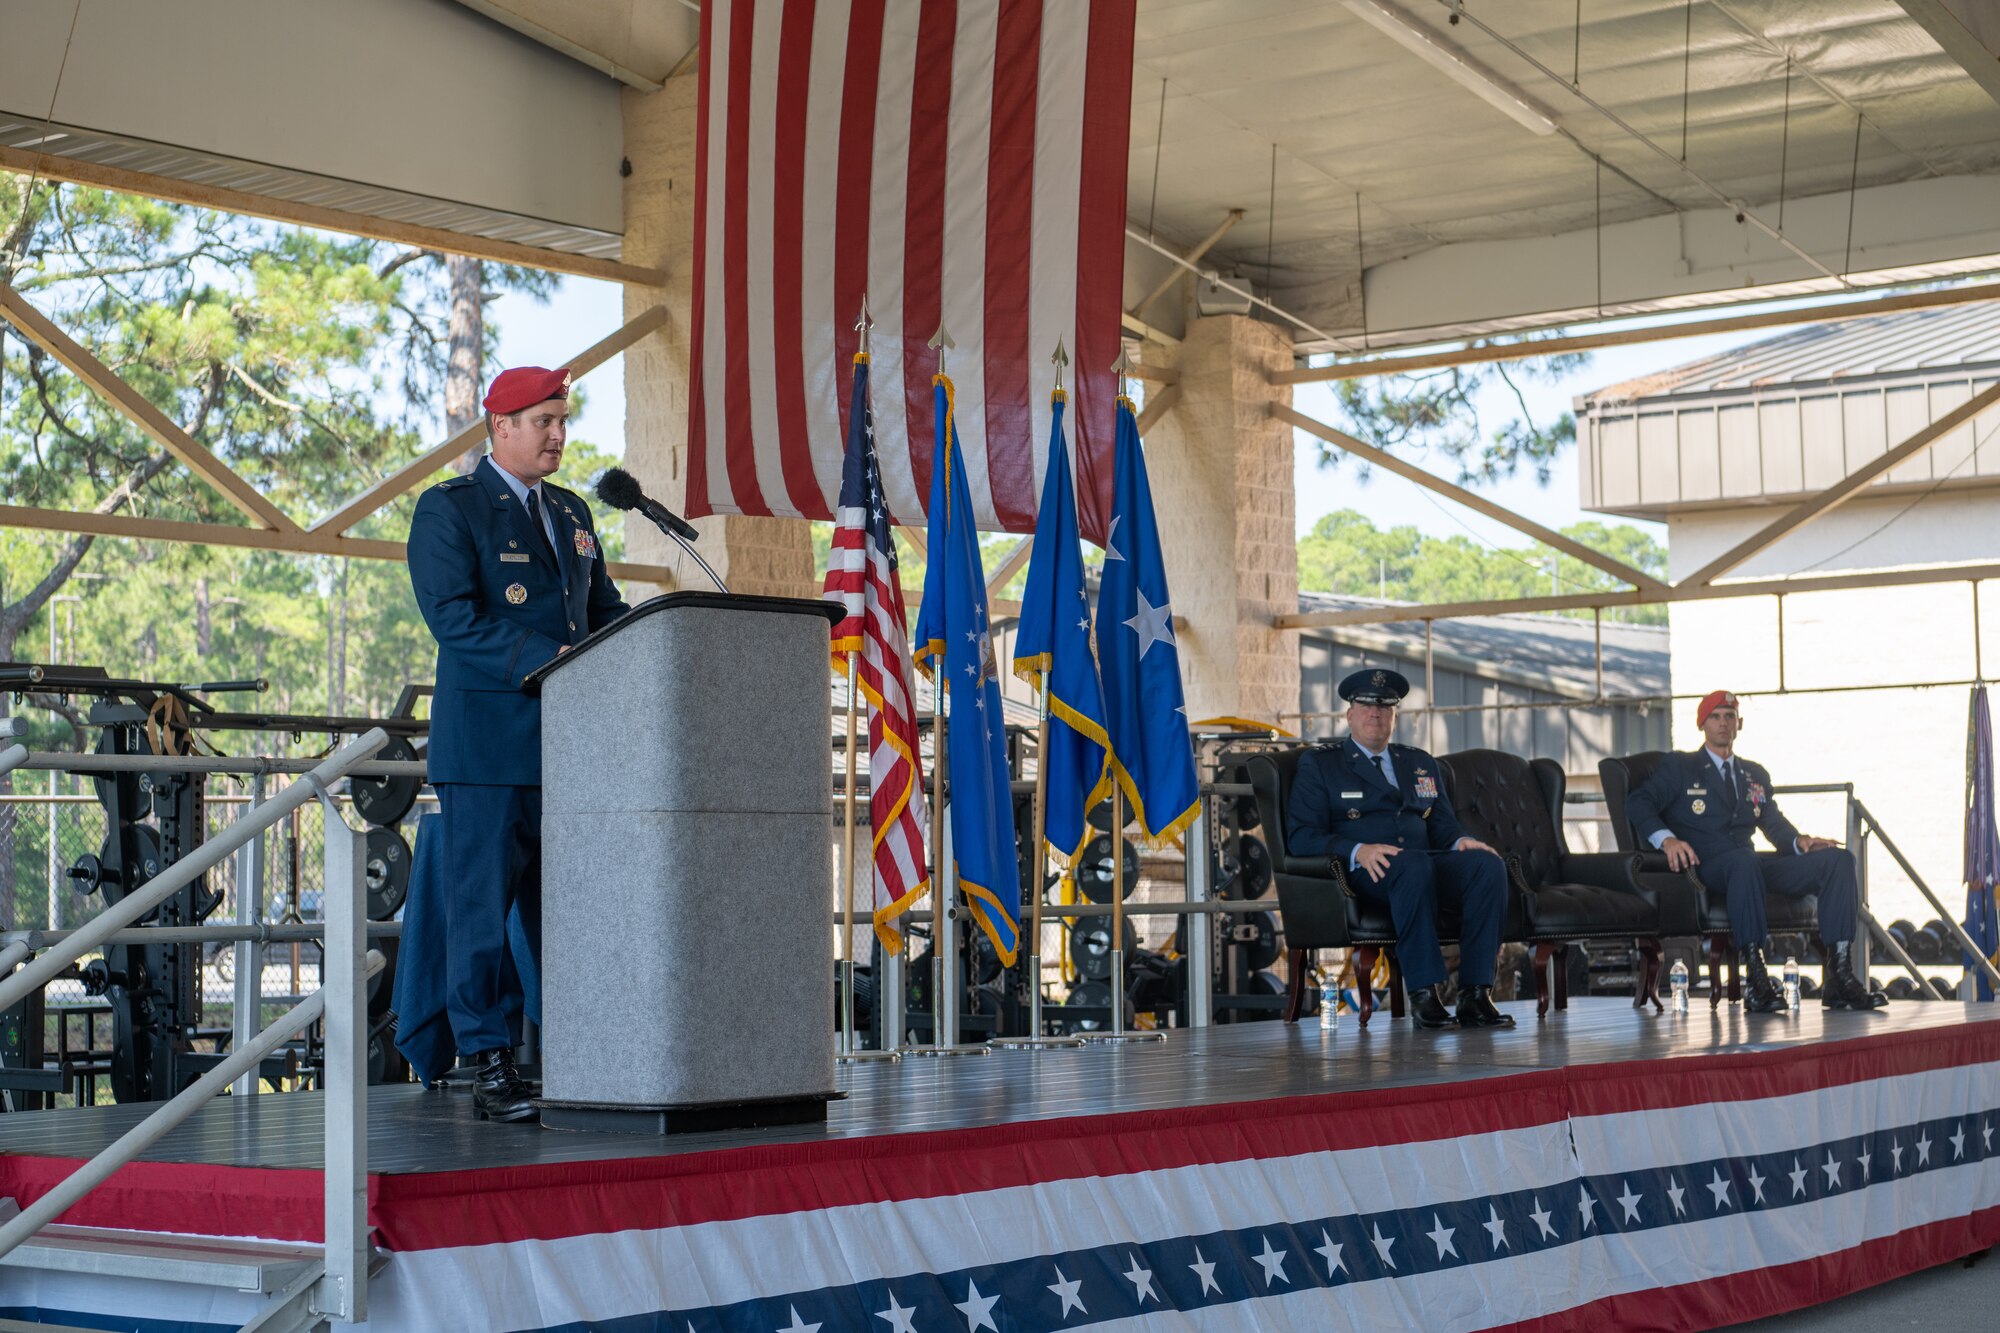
[1097,393,1201,843]
[1013,389,1113,865]
[1966,686,1999,1000]
[917,376,1021,964]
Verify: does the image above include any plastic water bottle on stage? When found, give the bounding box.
[1670,959,1689,1014]
[1783,956,1801,1012]
[1319,981,1338,1034]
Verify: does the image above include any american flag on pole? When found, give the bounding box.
[826,352,931,950]
[688,0,1138,544]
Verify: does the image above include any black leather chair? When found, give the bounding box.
[1236,747,1445,1026]
[1599,750,1817,1008]
[1440,748,1691,1016]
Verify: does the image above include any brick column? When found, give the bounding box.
[620,79,814,600]
[1140,315,1299,725]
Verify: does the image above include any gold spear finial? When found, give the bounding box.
[1051,337,1069,393]
[854,295,873,356]
[1111,347,1135,398]
[927,322,956,375]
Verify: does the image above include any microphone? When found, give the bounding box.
[595,467,700,542]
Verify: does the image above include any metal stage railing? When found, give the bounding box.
[0,731,389,1328]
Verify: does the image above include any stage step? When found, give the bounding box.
[0,1224,322,1292]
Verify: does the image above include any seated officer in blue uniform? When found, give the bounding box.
[1626,689,1884,1015]
[1285,668,1513,1029]
[407,365,631,1121]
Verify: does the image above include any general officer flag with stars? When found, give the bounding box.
[913,374,1021,964]
[1965,685,1999,1000]
[1013,387,1113,866]
[1098,391,1201,843]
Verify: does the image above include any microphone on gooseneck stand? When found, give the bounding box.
[594,467,731,594]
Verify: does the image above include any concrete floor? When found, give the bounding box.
[1728,1248,1999,1330]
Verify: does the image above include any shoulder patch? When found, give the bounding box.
[438,475,475,489]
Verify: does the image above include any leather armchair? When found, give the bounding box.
[1439,748,1690,1015]
[1599,751,1817,1007]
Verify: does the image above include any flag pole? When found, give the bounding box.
[837,652,900,1064]
[992,349,1083,1050]
[1087,351,1167,1044]
[912,324,989,1057]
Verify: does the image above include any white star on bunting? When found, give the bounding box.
[1917,1132,1933,1165]
[1746,1166,1767,1205]
[1427,1215,1458,1260]
[1189,1248,1220,1296]
[1530,1197,1557,1240]
[1707,1170,1733,1210]
[776,1307,821,1333]
[1577,1185,1597,1231]
[1952,1124,1967,1159]
[1822,1152,1843,1190]
[1316,1229,1347,1277]
[1047,1268,1086,1318]
[1253,1236,1290,1286]
[1667,1177,1687,1217]
[1483,1206,1508,1251]
[955,1281,1000,1333]
[1124,589,1176,660]
[1618,1181,1644,1221]
[1985,1120,1995,1151]
[1858,1149,1872,1181]
[1370,1222,1398,1269]
[874,1292,918,1333]
[1892,1141,1905,1172]
[1789,1158,1809,1197]
[1122,1254,1158,1304]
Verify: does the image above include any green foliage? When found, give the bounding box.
[1325,349,1589,487]
[1296,509,1667,625]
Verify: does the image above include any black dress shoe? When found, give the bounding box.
[1821,940,1889,1010]
[1456,985,1516,1029]
[1741,945,1788,1015]
[472,1048,539,1123]
[1409,985,1455,1029]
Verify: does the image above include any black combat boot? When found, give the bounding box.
[1741,944,1788,1014]
[472,1048,539,1123]
[1821,940,1890,1010]
[1408,985,1455,1029]
[1456,985,1517,1029]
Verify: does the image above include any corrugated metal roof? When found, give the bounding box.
[1295,593,1669,698]
[1584,301,2000,405]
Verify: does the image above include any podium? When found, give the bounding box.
[527,592,843,1133]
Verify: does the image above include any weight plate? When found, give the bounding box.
[352,736,421,827]
[1076,834,1139,903]
[1085,797,1133,834]
[1067,917,1138,980]
[1235,836,1272,899]
[365,827,413,921]
[1061,980,1116,1033]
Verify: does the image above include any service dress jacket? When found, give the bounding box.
[1284,738,1469,867]
[408,456,629,786]
[1624,750,1800,863]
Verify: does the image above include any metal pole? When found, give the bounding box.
[0,730,389,1014]
[1184,799,1214,1029]
[990,692,1082,1049]
[1847,784,1870,979]
[1424,619,1438,754]
[837,657,898,1065]
[913,677,985,1056]
[1084,782,1165,1044]
[1858,800,2000,991]
[231,772,267,1097]
[319,798,369,1321]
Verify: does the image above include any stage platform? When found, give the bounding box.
[1,998,1997,1331]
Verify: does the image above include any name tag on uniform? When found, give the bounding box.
[1686,787,1706,795]
[1341,790,1364,799]
[499,552,532,563]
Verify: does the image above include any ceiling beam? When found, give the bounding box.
[1677,380,2000,589]
[1273,402,1669,595]
[1136,383,1182,437]
[0,282,299,533]
[0,146,665,288]
[1277,560,2000,629]
[311,305,671,536]
[1893,1,2000,110]
[1129,209,1244,323]
[1121,310,1180,345]
[0,502,670,584]
[984,537,1033,601]
[1272,279,2000,385]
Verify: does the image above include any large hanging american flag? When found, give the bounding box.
[688,0,1137,544]
[825,353,931,950]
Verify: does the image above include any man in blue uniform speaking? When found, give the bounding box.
[407,365,631,1121]
[1626,689,1884,1015]
[1285,669,1513,1029]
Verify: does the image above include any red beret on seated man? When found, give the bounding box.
[1625,690,1886,1015]
[403,365,631,1122]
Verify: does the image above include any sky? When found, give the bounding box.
[488,278,1840,556]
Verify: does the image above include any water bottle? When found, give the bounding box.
[1670,959,1689,1015]
[1783,956,1801,1013]
[1319,981,1338,1034]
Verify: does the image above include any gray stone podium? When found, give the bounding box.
[527,592,842,1133]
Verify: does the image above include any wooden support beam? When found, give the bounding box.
[312,305,672,535]
[0,502,670,584]
[1275,560,2000,630]
[1136,383,1183,437]
[985,537,1033,601]
[1678,379,2000,589]
[1269,280,2000,385]
[0,282,300,533]
[1130,209,1244,323]
[1121,311,1181,345]
[1273,402,1668,595]
[0,146,666,289]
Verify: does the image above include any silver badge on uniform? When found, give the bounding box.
[1691,799,1706,815]
[505,583,528,605]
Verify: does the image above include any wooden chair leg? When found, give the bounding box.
[1533,943,1555,1018]
[1386,951,1407,1019]
[1282,948,1307,1024]
[1553,944,1570,1012]
[1635,939,1664,1013]
[1354,947,1377,1026]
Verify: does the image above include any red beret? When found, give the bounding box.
[482,366,572,416]
[1696,690,1739,727]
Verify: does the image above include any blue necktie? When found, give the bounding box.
[524,488,558,567]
